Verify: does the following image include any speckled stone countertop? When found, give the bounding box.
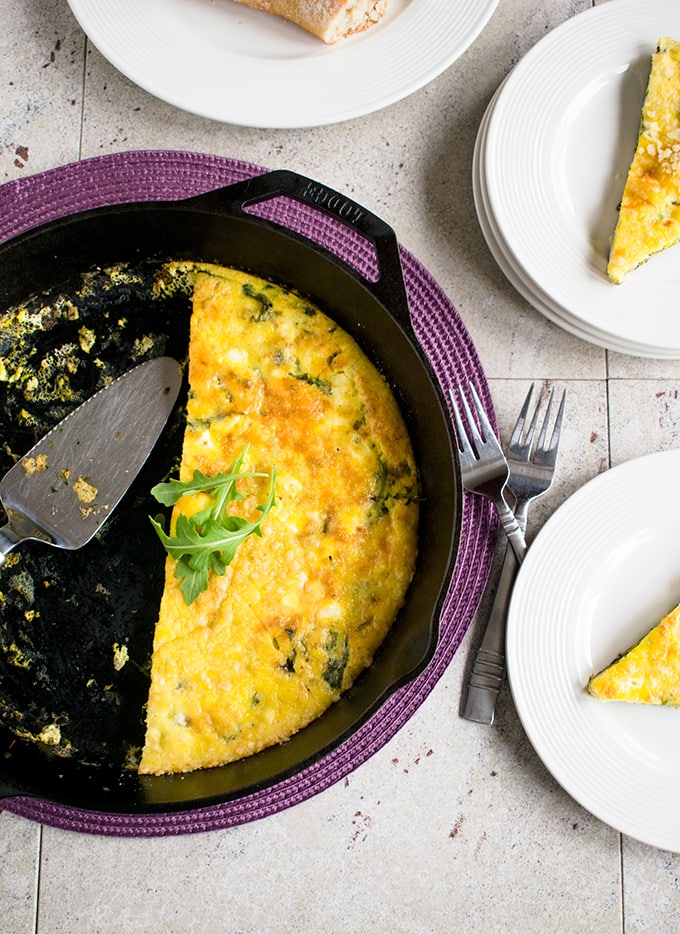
[2,0,680,930]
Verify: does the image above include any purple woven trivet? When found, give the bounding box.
[0,150,496,836]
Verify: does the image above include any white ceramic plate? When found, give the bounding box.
[67,0,499,128]
[472,85,680,359]
[483,0,680,356]
[507,450,680,852]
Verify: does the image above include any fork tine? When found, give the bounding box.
[467,381,496,445]
[508,383,533,448]
[548,388,567,451]
[508,382,546,450]
[534,387,555,452]
[524,385,546,447]
[537,387,567,454]
[449,386,477,459]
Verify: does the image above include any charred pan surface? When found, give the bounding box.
[0,261,190,767]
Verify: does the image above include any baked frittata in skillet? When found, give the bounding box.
[139,263,419,775]
[607,37,680,284]
[587,599,680,706]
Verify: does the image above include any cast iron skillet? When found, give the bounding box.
[0,170,460,813]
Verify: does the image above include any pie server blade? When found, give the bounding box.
[0,356,182,567]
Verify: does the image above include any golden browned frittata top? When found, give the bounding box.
[139,263,419,775]
[607,37,680,284]
[587,600,680,706]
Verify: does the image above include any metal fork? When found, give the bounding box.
[449,382,526,563]
[461,383,566,724]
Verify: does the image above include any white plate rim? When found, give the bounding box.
[507,449,680,852]
[483,0,680,353]
[67,0,500,128]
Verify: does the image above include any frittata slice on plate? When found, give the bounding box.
[139,263,419,775]
[587,600,680,705]
[607,37,680,284]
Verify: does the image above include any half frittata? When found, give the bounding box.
[139,263,419,775]
[607,37,680,284]
[587,600,680,706]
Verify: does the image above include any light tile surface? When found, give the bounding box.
[2,0,680,930]
[0,0,84,180]
[0,811,40,932]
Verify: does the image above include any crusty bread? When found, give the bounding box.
[233,0,388,43]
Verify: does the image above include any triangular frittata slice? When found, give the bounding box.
[588,600,680,705]
[607,37,680,284]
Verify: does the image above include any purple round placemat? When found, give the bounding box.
[0,150,496,836]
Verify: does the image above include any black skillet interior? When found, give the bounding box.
[0,170,460,812]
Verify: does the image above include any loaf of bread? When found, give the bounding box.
[233,0,388,43]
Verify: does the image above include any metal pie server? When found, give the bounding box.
[0,356,182,567]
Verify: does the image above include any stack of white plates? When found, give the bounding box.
[473,0,680,358]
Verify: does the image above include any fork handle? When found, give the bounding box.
[496,499,526,562]
[461,546,518,724]
[462,496,528,724]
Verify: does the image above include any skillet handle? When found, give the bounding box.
[187,170,413,336]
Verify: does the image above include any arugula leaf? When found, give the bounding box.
[150,445,250,506]
[149,444,276,605]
